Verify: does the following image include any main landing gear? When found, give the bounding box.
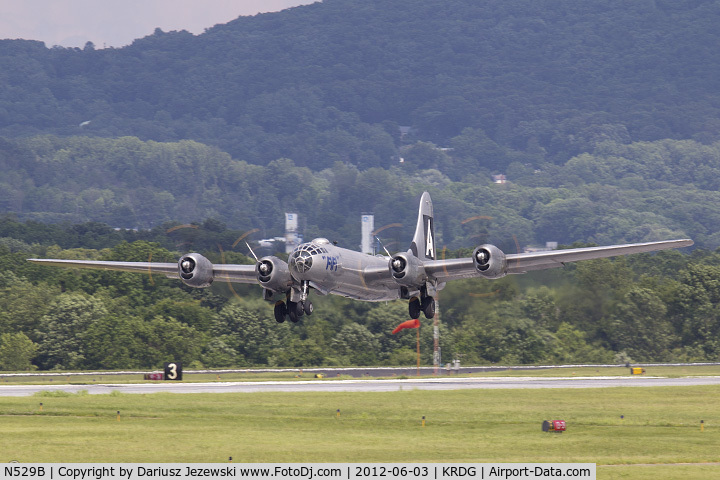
[274,281,314,323]
[273,299,314,323]
[409,292,435,320]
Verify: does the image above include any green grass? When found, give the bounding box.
[1,385,719,475]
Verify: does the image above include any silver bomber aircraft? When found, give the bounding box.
[29,192,693,323]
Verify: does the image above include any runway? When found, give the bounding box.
[1,375,720,397]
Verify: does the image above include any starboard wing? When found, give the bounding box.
[424,238,694,284]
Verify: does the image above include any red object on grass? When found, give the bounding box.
[392,318,420,334]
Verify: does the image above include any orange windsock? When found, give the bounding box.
[392,318,420,334]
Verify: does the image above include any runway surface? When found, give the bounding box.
[2,375,720,397]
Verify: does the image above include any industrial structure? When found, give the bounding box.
[361,214,374,254]
[284,213,302,254]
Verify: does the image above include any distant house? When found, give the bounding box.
[492,174,507,184]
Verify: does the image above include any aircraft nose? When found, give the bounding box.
[290,250,313,276]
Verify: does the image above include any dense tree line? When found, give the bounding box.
[2,0,720,167]
[0,231,716,372]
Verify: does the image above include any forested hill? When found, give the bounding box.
[3,0,720,167]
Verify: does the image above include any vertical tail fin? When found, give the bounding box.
[410,191,435,260]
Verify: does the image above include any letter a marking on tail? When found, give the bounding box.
[424,215,435,260]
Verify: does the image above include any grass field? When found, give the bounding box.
[1,382,719,478]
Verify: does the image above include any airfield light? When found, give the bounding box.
[336,409,340,418]
[39,403,43,412]
[701,420,704,432]
[422,416,426,428]
[117,411,120,422]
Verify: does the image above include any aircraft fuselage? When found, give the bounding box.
[288,238,401,301]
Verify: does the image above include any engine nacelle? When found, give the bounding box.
[178,253,214,288]
[256,256,293,293]
[389,252,426,286]
[473,244,507,279]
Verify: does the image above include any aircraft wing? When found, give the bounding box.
[424,239,694,283]
[27,258,259,284]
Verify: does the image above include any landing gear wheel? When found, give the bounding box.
[303,300,314,316]
[287,301,300,323]
[274,301,287,323]
[421,296,435,319]
[408,297,421,319]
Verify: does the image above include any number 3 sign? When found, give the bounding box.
[164,362,183,381]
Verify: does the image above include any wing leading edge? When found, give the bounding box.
[27,258,259,284]
[424,238,694,284]
[505,239,694,273]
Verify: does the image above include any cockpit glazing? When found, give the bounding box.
[289,243,329,273]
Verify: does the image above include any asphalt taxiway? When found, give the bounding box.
[1,375,719,397]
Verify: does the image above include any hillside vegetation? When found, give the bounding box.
[2,0,720,165]
[2,135,718,249]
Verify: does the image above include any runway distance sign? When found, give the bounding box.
[164,362,183,381]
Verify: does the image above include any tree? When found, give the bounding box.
[331,323,379,365]
[550,323,613,364]
[0,273,59,337]
[35,293,108,370]
[0,332,38,371]
[559,258,634,337]
[82,315,149,369]
[201,337,239,368]
[137,315,205,367]
[272,337,326,367]
[401,142,450,171]
[213,303,285,365]
[604,287,674,361]
[666,263,720,359]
